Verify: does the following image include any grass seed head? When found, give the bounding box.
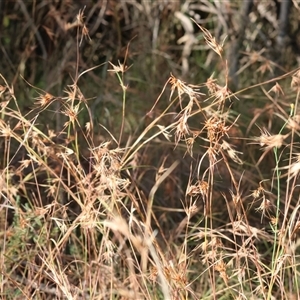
[291,70,300,91]
[254,128,288,151]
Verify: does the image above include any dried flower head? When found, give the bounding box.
[254,128,288,151]
[279,153,300,181]
[287,114,300,131]
[268,82,284,96]
[35,92,54,108]
[193,21,224,57]
[291,70,300,91]
[221,140,243,164]
[186,180,209,199]
[169,73,204,107]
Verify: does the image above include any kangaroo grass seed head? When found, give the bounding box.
[291,70,300,91]
[252,127,289,151]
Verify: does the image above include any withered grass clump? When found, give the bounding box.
[1,5,300,300]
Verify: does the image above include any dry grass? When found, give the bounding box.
[1,3,300,300]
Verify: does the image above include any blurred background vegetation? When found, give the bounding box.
[1,0,299,132]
